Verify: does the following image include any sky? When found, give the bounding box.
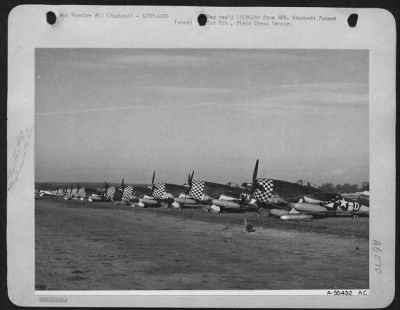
[35,49,369,185]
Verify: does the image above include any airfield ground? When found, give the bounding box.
[35,198,369,290]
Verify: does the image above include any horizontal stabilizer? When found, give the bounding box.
[211,199,241,208]
[303,196,324,204]
[280,214,313,221]
[218,194,238,201]
[292,203,328,213]
[174,198,197,204]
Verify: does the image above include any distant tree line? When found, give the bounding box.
[318,181,369,193]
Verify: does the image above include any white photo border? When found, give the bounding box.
[7,5,396,308]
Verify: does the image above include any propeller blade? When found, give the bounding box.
[252,159,259,183]
[121,178,125,189]
[186,172,192,194]
[191,170,194,184]
[251,159,259,193]
[150,171,156,195]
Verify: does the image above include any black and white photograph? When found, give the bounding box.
[7,5,396,308]
[34,48,370,290]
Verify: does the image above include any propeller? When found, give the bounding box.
[251,159,259,194]
[150,170,156,195]
[100,180,107,198]
[104,180,110,196]
[121,178,125,190]
[186,170,194,194]
[186,173,191,192]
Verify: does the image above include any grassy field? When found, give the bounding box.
[35,198,369,290]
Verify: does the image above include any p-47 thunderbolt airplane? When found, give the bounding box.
[63,184,86,200]
[173,159,369,219]
[134,171,181,208]
[88,179,134,205]
[172,170,251,213]
[172,160,322,214]
[113,178,135,205]
[87,181,112,202]
[39,189,57,197]
[245,160,369,219]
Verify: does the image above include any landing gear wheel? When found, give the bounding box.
[161,202,169,208]
[210,209,219,215]
[209,205,221,215]
[260,209,271,217]
[171,202,181,209]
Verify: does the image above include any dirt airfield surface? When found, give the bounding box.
[35,198,369,290]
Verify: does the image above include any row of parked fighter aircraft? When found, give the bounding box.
[35,159,370,220]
